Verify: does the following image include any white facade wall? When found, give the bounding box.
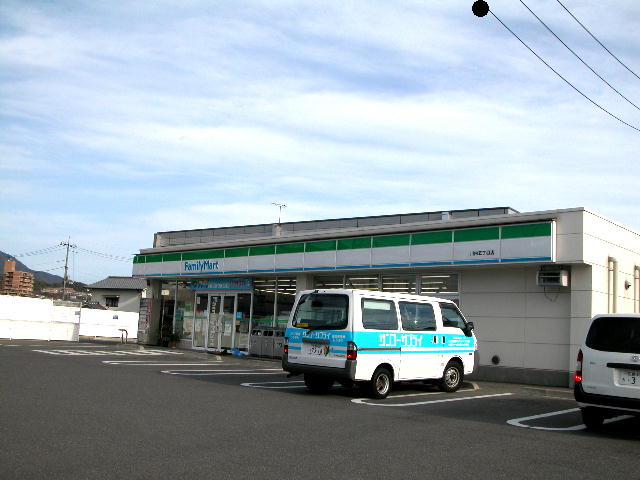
[459,265,572,384]
[458,209,640,386]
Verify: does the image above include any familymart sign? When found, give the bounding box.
[132,221,555,277]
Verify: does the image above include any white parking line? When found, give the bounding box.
[241,381,306,389]
[161,368,283,376]
[507,409,634,431]
[160,368,284,377]
[30,345,118,348]
[352,392,514,407]
[103,361,222,366]
[32,349,184,356]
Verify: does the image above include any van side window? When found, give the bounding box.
[440,304,466,329]
[362,299,398,330]
[399,302,436,331]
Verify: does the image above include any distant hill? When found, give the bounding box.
[0,251,65,285]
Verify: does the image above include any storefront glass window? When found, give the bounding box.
[253,278,276,326]
[346,275,379,290]
[275,277,296,329]
[314,275,344,289]
[420,274,458,296]
[381,275,417,294]
[175,281,194,340]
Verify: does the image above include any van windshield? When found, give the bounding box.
[586,317,640,354]
[292,294,349,330]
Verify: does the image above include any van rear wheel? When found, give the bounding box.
[369,367,392,399]
[581,407,605,430]
[439,362,463,392]
[304,374,333,394]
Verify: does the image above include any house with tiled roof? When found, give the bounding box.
[87,276,148,313]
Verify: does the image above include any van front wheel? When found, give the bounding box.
[439,362,463,392]
[369,367,393,399]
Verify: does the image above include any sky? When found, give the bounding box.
[1,0,639,284]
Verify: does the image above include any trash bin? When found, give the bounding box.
[262,329,274,357]
[273,330,285,359]
[249,329,264,356]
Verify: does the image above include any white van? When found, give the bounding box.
[282,289,477,398]
[574,314,640,429]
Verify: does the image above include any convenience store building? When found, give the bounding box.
[133,206,640,386]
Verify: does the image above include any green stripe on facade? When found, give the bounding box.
[146,254,163,263]
[225,247,249,258]
[338,237,372,250]
[140,221,552,265]
[305,240,337,252]
[182,249,224,261]
[501,223,551,239]
[372,234,410,248]
[275,243,305,254]
[411,231,453,245]
[454,227,499,242]
[250,245,276,256]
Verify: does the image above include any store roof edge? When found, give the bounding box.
[137,207,583,256]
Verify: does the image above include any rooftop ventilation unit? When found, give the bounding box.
[536,269,569,287]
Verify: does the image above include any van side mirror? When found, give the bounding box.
[463,322,475,337]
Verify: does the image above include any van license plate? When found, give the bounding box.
[619,370,639,386]
[306,344,329,356]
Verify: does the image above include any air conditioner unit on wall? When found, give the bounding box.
[536,269,569,287]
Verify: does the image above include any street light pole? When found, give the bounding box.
[271,202,287,224]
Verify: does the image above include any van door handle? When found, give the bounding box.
[442,336,446,344]
[433,336,438,344]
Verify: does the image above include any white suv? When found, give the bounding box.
[574,314,640,429]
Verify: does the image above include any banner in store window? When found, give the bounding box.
[188,277,253,291]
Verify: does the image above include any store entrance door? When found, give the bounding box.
[206,294,236,352]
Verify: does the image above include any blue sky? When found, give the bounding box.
[1,0,639,284]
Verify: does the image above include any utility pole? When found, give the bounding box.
[60,237,77,301]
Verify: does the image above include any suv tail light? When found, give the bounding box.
[574,349,583,383]
[346,341,357,360]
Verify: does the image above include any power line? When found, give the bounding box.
[556,0,640,83]
[488,10,640,133]
[41,266,65,273]
[519,0,640,113]
[75,246,132,262]
[11,245,65,257]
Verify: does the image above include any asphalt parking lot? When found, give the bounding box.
[1,340,638,480]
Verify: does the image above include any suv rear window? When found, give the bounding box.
[586,316,640,354]
[292,294,349,330]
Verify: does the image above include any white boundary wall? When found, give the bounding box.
[0,295,138,341]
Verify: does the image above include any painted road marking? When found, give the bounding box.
[241,380,306,389]
[507,408,634,431]
[352,392,514,407]
[32,349,184,356]
[103,360,222,366]
[29,345,119,348]
[161,368,283,376]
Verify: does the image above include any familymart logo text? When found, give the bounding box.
[184,260,220,272]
